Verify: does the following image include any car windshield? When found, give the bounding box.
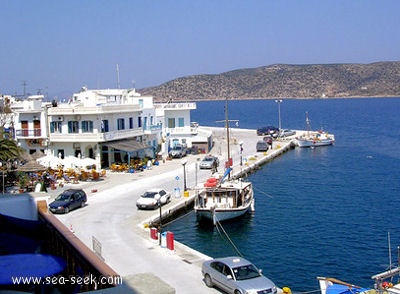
[142,192,157,198]
[232,264,261,281]
[55,193,71,201]
[203,157,213,162]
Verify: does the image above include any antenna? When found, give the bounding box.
[116,64,120,89]
[22,80,27,98]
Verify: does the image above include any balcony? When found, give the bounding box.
[15,129,42,138]
[49,128,144,143]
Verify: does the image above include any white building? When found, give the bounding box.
[9,88,213,169]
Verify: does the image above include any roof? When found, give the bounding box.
[213,256,252,267]
[101,139,152,153]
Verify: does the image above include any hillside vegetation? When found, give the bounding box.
[139,62,400,101]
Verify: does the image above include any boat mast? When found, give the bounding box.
[225,97,230,166]
[305,111,311,136]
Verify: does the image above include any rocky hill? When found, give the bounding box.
[139,62,400,101]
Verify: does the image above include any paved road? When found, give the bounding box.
[51,127,274,293]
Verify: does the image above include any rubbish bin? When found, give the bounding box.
[174,187,181,198]
[166,231,174,251]
[160,232,167,248]
[150,227,158,240]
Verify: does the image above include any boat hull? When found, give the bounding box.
[195,203,252,224]
[297,138,333,148]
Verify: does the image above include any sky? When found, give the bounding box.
[1,0,399,100]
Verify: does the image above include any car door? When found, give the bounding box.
[211,262,235,293]
[159,190,167,204]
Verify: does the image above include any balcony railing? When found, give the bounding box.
[15,129,42,137]
[49,128,144,142]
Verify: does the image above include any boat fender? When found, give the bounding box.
[282,287,292,294]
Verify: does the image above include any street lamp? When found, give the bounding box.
[0,162,4,194]
[275,99,283,134]
[239,141,243,166]
[155,195,162,246]
[181,159,187,192]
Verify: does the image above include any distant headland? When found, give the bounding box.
[139,61,400,102]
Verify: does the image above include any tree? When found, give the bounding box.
[0,137,22,162]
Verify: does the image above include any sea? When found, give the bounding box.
[164,97,400,292]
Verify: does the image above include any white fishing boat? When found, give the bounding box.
[194,98,254,225]
[195,174,254,225]
[296,112,335,148]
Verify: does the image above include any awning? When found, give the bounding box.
[101,139,151,153]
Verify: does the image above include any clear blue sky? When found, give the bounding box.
[1,0,399,99]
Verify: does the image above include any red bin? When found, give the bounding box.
[166,231,174,251]
[150,227,158,240]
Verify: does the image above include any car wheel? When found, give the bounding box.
[234,290,242,294]
[204,274,213,288]
[64,207,69,214]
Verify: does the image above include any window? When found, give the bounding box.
[129,117,133,129]
[178,117,184,127]
[117,118,125,130]
[50,121,62,133]
[101,120,109,133]
[81,120,93,133]
[168,118,175,128]
[138,117,142,128]
[68,121,79,133]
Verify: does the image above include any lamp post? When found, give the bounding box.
[155,195,162,246]
[275,99,283,135]
[239,141,243,166]
[181,159,187,192]
[0,162,4,194]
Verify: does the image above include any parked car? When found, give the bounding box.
[202,256,278,294]
[136,188,171,210]
[263,135,273,146]
[49,189,87,214]
[169,144,187,158]
[279,129,296,137]
[199,155,219,169]
[256,126,279,136]
[256,140,269,152]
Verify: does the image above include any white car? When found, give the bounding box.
[279,129,296,137]
[136,189,171,210]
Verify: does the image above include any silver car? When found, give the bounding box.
[199,155,219,169]
[202,256,277,294]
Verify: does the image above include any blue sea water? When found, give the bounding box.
[164,98,400,292]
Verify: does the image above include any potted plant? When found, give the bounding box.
[17,172,29,193]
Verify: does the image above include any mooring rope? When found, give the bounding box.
[214,215,243,257]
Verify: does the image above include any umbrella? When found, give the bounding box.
[18,160,47,172]
[37,155,63,169]
[31,150,45,159]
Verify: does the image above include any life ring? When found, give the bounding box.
[204,181,217,187]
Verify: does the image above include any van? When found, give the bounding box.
[256,140,269,152]
[169,144,188,158]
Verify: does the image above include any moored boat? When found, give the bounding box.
[194,97,255,225]
[195,176,254,225]
[318,260,400,294]
[296,131,335,148]
[296,112,335,148]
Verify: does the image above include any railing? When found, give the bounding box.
[37,201,120,292]
[49,128,144,142]
[15,129,42,137]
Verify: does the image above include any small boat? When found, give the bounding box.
[194,98,255,225]
[296,112,335,148]
[195,173,254,225]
